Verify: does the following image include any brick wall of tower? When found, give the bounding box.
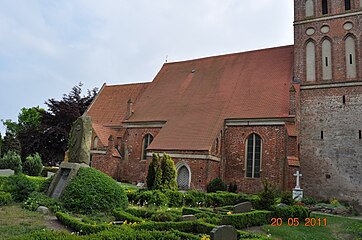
[223,125,288,193]
[294,1,362,83]
[300,86,362,210]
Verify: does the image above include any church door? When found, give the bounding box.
[177,166,190,190]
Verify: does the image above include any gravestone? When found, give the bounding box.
[0,169,14,176]
[47,116,92,199]
[182,215,196,221]
[234,201,253,213]
[292,170,304,201]
[210,225,237,240]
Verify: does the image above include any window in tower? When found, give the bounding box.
[343,95,346,104]
[345,36,357,78]
[321,131,324,140]
[306,41,316,81]
[322,0,328,14]
[245,133,262,178]
[359,130,362,140]
[322,39,332,80]
[306,0,314,17]
[345,0,351,10]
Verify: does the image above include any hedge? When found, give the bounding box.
[56,212,111,234]
[0,191,12,206]
[272,205,309,221]
[113,208,144,223]
[221,210,273,229]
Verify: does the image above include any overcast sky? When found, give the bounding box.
[0,0,294,134]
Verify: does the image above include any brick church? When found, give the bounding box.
[85,0,362,209]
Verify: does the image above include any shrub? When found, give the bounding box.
[206,192,245,207]
[149,190,169,207]
[146,153,158,190]
[164,190,184,207]
[228,183,238,193]
[160,154,177,191]
[185,190,207,207]
[0,151,22,174]
[253,179,277,210]
[150,212,178,222]
[221,210,272,229]
[23,192,63,212]
[126,207,156,218]
[301,196,318,206]
[2,174,36,201]
[280,191,295,205]
[61,167,128,213]
[113,208,144,223]
[272,205,309,221]
[0,191,12,205]
[206,178,227,193]
[22,153,43,176]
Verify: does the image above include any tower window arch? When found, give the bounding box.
[306,41,316,81]
[306,0,315,17]
[141,134,154,160]
[322,0,328,14]
[245,133,262,178]
[345,36,357,78]
[322,39,332,80]
[345,0,351,10]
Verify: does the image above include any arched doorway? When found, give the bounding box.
[177,165,190,190]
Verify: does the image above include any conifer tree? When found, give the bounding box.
[161,153,178,190]
[153,156,163,190]
[146,153,158,190]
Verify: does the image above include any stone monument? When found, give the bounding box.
[47,116,92,199]
[210,225,237,240]
[292,170,303,201]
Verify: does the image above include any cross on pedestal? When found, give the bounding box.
[293,171,302,189]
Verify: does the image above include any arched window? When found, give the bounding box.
[322,0,328,14]
[345,0,351,10]
[177,165,191,190]
[306,41,316,81]
[141,134,153,160]
[306,0,314,17]
[345,36,357,78]
[93,137,99,149]
[245,134,262,178]
[322,39,332,80]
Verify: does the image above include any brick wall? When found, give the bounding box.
[223,125,288,193]
[300,86,362,209]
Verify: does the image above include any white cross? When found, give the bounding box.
[293,171,302,189]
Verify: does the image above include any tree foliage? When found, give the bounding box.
[1,132,21,157]
[23,153,43,176]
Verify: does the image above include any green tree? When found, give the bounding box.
[160,153,177,191]
[1,132,21,157]
[153,159,163,190]
[0,151,22,174]
[146,153,159,190]
[23,153,43,176]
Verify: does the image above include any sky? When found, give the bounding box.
[0,0,294,135]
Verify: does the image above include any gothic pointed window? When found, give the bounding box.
[246,134,262,178]
[322,0,328,14]
[345,0,351,10]
[306,0,314,17]
[141,134,153,160]
[322,39,332,80]
[345,36,357,78]
[306,41,316,81]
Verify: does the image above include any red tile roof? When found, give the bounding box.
[86,83,149,146]
[126,45,294,151]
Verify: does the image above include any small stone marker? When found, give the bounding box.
[36,206,50,214]
[210,225,237,240]
[234,201,252,213]
[182,215,196,221]
[47,171,56,178]
[136,182,145,188]
[0,169,14,176]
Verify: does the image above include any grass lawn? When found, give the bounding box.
[262,213,362,240]
[0,204,47,239]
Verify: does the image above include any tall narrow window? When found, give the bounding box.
[321,131,324,139]
[246,134,262,178]
[322,0,328,14]
[306,41,316,81]
[345,0,351,10]
[306,0,315,17]
[141,134,153,160]
[345,36,357,78]
[322,39,332,80]
[359,130,362,140]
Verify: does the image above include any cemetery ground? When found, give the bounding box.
[1,173,362,240]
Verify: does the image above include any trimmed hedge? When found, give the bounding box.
[0,191,12,205]
[56,212,111,234]
[221,210,273,229]
[113,208,144,223]
[272,205,309,221]
[61,167,128,213]
[2,174,37,201]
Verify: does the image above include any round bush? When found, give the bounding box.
[164,190,184,207]
[206,178,227,193]
[61,167,128,213]
[2,174,37,201]
[0,151,22,174]
[23,153,43,176]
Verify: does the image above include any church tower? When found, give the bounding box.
[295,0,362,209]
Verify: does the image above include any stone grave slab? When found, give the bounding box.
[0,169,14,176]
[182,215,196,221]
[210,225,237,240]
[234,201,252,213]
